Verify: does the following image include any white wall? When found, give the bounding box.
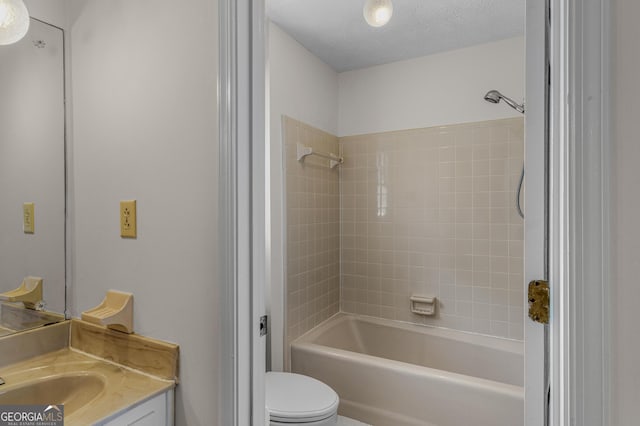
[25,0,68,28]
[68,1,220,425]
[269,22,339,137]
[268,21,339,371]
[338,37,525,136]
[612,1,640,424]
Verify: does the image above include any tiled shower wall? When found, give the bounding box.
[284,116,340,348]
[339,118,525,340]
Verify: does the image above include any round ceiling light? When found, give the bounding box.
[0,0,30,46]
[363,0,393,28]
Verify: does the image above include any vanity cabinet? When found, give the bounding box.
[99,389,174,426]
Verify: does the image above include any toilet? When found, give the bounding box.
[266,372,339,426]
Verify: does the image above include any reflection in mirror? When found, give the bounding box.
[0,17,66,335]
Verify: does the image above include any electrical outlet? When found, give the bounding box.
[23,202,34,234]
[120,200,137,238]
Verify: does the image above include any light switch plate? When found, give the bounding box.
[23,202,34,234]
[120,200,137,238]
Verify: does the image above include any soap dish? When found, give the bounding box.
[0,276,44,310]
[81,290,133,334]
[410,295,437,316]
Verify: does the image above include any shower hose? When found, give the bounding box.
[516,164,525,219]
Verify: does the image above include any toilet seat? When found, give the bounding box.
[266,372,339,424]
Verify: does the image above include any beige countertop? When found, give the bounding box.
[0,326,14,337]
[0,348,175,425]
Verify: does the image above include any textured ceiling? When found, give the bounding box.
[267,0,525,72]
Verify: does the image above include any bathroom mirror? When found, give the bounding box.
[0,18,66,335]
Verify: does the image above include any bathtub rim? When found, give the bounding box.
[294,312,524,356]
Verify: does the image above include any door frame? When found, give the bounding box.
[523,2,548,425]
[219,0,267,425]
[219,0,612,424]
[548,0,611,425]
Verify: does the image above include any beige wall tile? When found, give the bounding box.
[284,117,341,352]
[339,118,524,340]
[285,117,524,346]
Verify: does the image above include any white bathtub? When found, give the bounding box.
[291,314,524,426]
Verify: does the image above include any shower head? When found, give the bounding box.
[483,90,525,114]
[484,90,501,104]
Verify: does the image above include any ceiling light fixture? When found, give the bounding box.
[363,0,393,28]
[0,0,29,46]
